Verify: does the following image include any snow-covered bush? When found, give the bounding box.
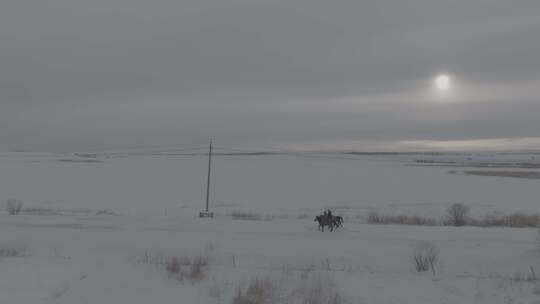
[6,199,23,215]
[412,241,439,274]
[445,203,469,226]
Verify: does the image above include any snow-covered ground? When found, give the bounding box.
[0,152,538,303]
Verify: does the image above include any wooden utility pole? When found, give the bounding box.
[200,139,214,218]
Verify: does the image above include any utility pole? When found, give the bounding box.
[200,139,214,218]
[205,139,212,213]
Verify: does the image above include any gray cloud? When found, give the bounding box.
[1,0,540,151]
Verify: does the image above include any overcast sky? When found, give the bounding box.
[1,0,540,151]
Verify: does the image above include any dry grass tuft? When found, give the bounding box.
[232,277,275,304]
[6,199,23,215]
[412,241,439,275]
[139,251,209,283]
[164,254,208,282]
[231,272,347,304]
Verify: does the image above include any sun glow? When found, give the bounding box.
[434,74,451,91]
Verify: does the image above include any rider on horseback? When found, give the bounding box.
[326,209,334,228]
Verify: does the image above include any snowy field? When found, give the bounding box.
[0,152,539,303]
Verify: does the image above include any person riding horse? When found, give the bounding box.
[315,211,334,232]
[326,209,343,228]
[315,209,341,231]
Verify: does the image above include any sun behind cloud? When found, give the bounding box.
[434,74,451,91]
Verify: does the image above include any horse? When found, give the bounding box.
[314,215,334,232]
[333,216,344,228]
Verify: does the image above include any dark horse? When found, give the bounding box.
[314,215,334,232]
[333,216,344,228]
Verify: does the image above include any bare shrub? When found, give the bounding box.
[6,199,23,215]
[469,213,540,228]
[445,203,469,226]
[368,209,539,228]
[22,207,56,215]
[95,209,118,216]
[230,211,273,221]
[165,256,180,275]
[367,212,384,224]
[367,212,437,226]
[505,213,539,227]
[412,242,439,275]
[510,267,537,282]
[0,245,26,257]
